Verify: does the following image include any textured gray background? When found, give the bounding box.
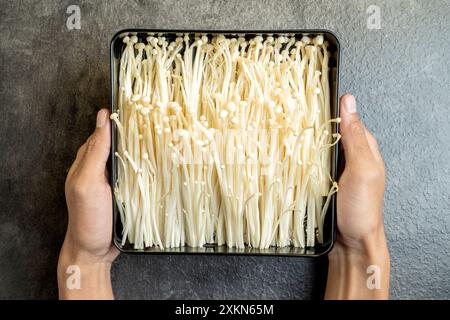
[0,0,449,299]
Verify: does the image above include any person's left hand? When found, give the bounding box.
[58,108,119,299]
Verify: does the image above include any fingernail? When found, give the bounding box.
[96,109,107,128]
[344,95,357,114]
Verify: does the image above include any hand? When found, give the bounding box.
[325,94,390,299]
[336,93,386,253]
[58,108,119,299]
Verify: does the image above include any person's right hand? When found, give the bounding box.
[325,93,390,299]
[335,94,387,253]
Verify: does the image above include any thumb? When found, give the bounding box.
[79,109,111,178]
[339,94,372,164]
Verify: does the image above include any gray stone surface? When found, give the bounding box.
[0,0,449,299]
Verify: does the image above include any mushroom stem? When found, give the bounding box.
[112,34,339,249]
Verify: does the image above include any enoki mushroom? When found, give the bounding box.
[111,33,341,250]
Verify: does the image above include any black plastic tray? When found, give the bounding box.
[110,29,340,257]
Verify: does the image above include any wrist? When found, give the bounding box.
[57,237,114,300]
[326,229,390,300]
[331,227,389,262]
[59,235,110,267]
[58,248,112,279]
[57,256,113,300]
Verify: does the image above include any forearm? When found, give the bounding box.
[57,243,115,300]
[325,231,390,300]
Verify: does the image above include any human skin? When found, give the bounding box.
[324,94,390,299]
[57,94,390,299]
[58,109,118,299]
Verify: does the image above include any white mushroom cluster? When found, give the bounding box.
[111,33,340,250]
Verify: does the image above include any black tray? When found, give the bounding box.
[110,29,341,257]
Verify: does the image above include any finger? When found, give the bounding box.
[66,142,87,181]
[339,94,373,163]
[78,109,111,179]
[364,128,384,165]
